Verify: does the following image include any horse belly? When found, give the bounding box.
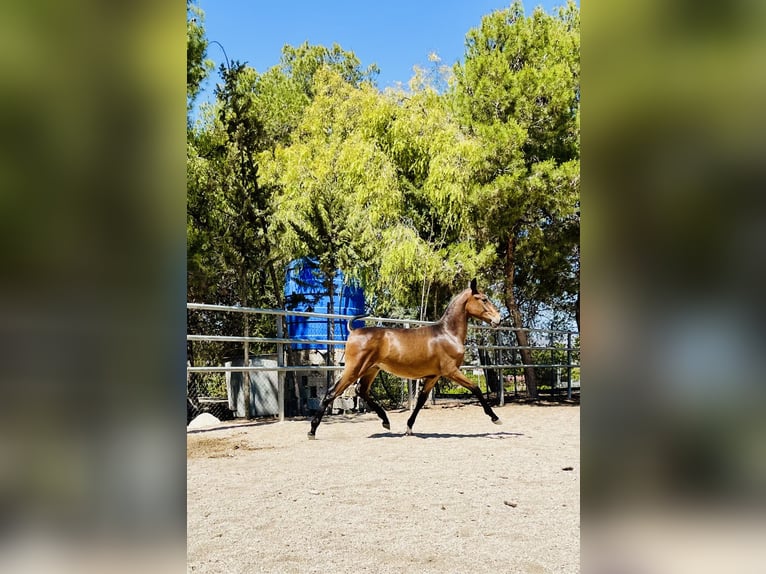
[377,359,439,380]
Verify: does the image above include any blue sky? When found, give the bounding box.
[193,0,573,108]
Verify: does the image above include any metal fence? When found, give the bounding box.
[186,303,580,423]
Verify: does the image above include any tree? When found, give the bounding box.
[188,41,382,311]
[263,68,400,304]
[453,1,580,396]
[188,41,385,405]
[280,41,380,97]
[186,1,213,112]
[187,61,285,312]
[360,58,497,320]
[263,61,495,322]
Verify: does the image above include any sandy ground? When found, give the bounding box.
[187,401,579,574]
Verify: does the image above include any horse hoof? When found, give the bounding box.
[493,418,503,425]
[307,433,316,440]
[382,422,391,430]
[405,426,413,436]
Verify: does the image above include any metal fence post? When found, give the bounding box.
[550,331,556,398]
[276,315,285,422]
[496,330,504,406]
[567,332,573,400]
[243,313,251,419]
[498,330,505,407]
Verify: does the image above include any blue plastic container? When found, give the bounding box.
[284,258,365,349]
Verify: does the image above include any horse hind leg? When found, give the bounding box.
[357,367,390,430]
[446,370,502,425]
[308,367,359,439]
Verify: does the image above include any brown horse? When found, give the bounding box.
[308,278,503,439]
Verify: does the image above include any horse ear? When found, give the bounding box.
[470,278,478,294]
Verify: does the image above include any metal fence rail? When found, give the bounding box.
[187,303,580,422]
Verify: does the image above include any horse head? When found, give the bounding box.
[466,278,502,326]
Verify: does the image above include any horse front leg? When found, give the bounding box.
[405,376,440,435]
[447,370,502,425]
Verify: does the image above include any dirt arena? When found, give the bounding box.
[187,401,580,574]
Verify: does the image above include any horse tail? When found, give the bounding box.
[347,314,369,332]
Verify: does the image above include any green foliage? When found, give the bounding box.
[280,42,380,97]
[186,2,213,108]
[252,68,310,147]
[371,76,495,316]
[456,1,580,163]
[187,60,291,375]
[368,371,406,409]
[437,372,488,395]
[263,69,399,284]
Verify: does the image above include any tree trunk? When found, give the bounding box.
[504,234,539,398]
[575,291,580,333]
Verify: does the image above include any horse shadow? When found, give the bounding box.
[368,431,524,439]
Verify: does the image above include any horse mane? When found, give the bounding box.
[438,288,472,323]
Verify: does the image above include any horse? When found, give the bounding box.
[308,278,503,439]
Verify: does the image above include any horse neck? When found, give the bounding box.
[438,290,471,342]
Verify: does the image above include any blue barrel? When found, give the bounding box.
[284,258,365,350]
